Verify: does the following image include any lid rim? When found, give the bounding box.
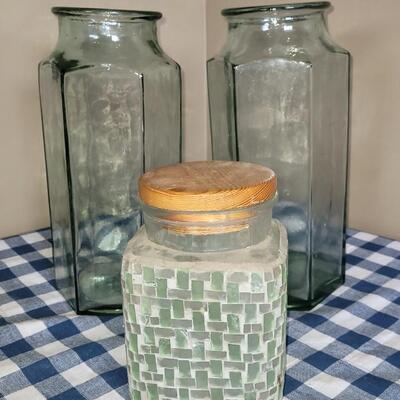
[52,7,162,20]
[222,1,330,16]
[139,161,277,212]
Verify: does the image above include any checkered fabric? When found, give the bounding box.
[0,229,399,399]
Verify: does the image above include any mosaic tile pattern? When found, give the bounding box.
[122,261,287,400]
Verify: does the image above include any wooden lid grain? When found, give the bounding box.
[139,161,276,212]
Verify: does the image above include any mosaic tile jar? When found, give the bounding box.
[122,161,288,400]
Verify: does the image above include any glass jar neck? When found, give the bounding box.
[142,198,275,253]
[54,9,160,52]
[226,11,327,38]
[221,8,329,61]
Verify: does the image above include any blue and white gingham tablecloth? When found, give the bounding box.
[0,229,399,399]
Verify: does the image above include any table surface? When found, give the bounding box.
[0,229,399,400]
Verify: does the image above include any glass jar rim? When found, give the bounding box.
[140,195,276,252]
[222,2,330,17]
[52,7,162,21]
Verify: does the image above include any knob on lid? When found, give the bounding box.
[139,161,276,212]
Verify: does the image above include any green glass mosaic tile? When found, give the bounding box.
[191,280,204,300]
[207,321,227,332]
[159,309,171,327]
[177,270,189,289]
[125,272,133,293]
[144,327,155,345]
[175,329,188,348]
[156,278,167,298]
[192,341,205,360]
[251,272,264,292]
[228,344,241,361]
[153,373,163,382]
[255,381,266,391]
[173,348,192,359]
[245,392,256,400]
[210,332,223,350]
[179,377,196,387]
[222,303,243,313]
[146,383,158,400]
[165,368,175,386]
[143,286,156,297]
[247,362,260,382]
[191,332,209,340]
[195,371,208,388]
[205,290,226,301]
[208,302,221,321]
[244,383,254,392]
[225,388,243,396]
[192,312,205,331]
[128,333,138,353]
[132,389,141,400]
[191,389,210,399]
[156,268,175,279]
[210,388,223,400]
[172,318,192,329]
[178,360,191,377]
[267,281,275,301]
[211,272,224,291]
[159,338,171,356]
[155,327,174,338]
[131,361,140,380]
[243,353,252,362]
[210,360,222,377]
[172,299,185,318]
[145,354,157,372]
[264,313,274,332]
[267,369,275,388]
[143,267,155,284]
[179,388,189,399]
[230,371,242,388]
[268,340,277,359]
[191,361,210,369]
[245,304,257,323]
[227,314,240,333]
[226,283,240,303]
[248,333,260,353]
[163,387,178,398]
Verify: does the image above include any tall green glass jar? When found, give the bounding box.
[39,7,182,314]
[208,2,350,309]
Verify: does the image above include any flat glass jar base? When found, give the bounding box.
[288,275,344,311]
[80,306,123,315]
[77,261,123,313]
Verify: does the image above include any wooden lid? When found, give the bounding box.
[139,161,276,212]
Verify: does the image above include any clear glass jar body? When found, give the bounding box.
[122,202,288,400]
[207,2,350,309]
[39,8,182,313]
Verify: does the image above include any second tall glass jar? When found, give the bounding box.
[39,7,182,313]
[208,2,350,309]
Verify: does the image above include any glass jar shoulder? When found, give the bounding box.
[123,220,287,274]
[39,44,179,76]
[210,33,349,67]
